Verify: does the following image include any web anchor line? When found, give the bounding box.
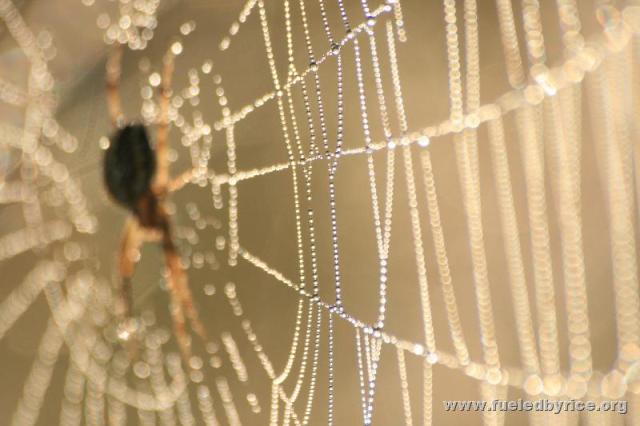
[237,247,527,388]
[159,16,640,201]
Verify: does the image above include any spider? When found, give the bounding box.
[103,45,206,360]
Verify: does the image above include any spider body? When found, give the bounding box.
[104,124,159,228]
[104,46,206,361]
[104,124,155,210]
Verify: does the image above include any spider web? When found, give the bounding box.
[1,0,640,425]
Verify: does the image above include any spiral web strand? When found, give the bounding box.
[1,0,640,424]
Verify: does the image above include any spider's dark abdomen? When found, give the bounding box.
[104,124,156,211]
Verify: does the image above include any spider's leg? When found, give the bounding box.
[106,44,125,127]
[168,169,193,193]
[160,214,208,342]
[154,47,175,192]
[117,217,143,359]
[169,292,191,362]
[118,217,142,319]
